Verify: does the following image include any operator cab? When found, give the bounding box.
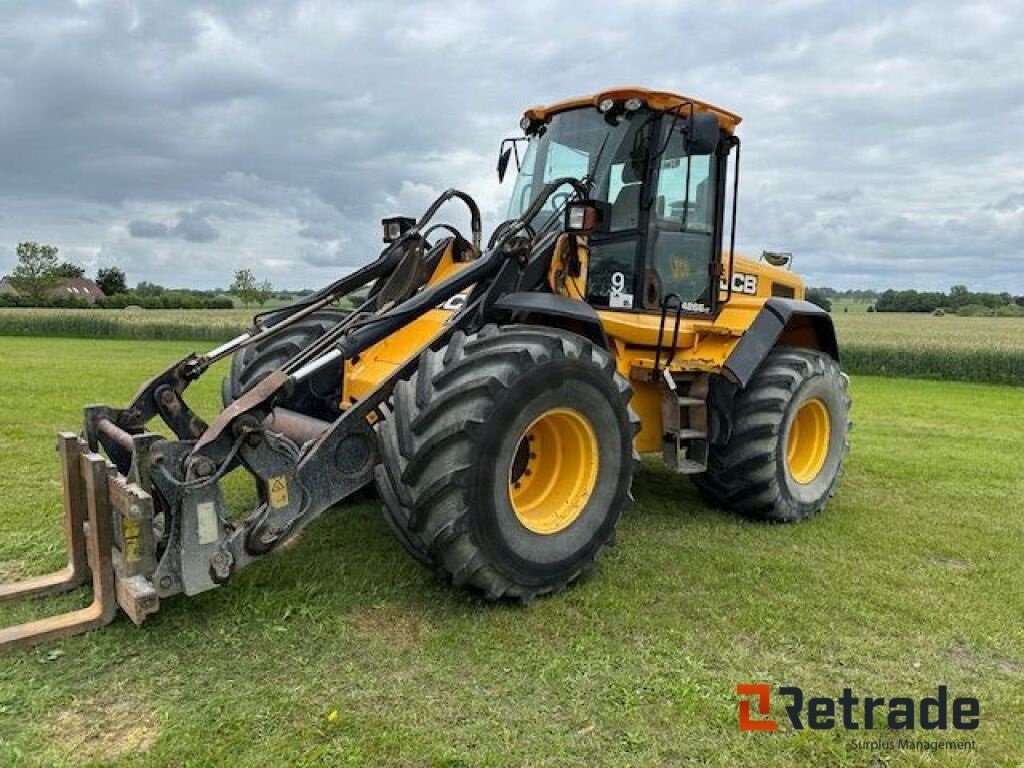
[501,88,740,317]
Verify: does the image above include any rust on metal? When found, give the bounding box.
[107,473,157,577]
[193,369,290,454]
[114,570,159,626]
[0,434,89,603]
[264,407,330,446]
[97,417,135,452]
[0,441,120,652]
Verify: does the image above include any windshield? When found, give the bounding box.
[506,107,652,228]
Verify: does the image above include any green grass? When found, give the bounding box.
[0,337,1021,766]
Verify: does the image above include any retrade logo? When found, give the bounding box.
[736,684,778,731]
[736,684,980,732]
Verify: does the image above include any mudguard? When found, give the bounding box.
[488,292,610,348]
[722,298,839,387]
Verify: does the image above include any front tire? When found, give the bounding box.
[223,310,348,421]
[694,346,850,522]
[375,325,639,600]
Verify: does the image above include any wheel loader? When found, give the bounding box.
[0,87,850,651]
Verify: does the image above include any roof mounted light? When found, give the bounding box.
[762,250,793,268]
[624,97,643,112]
[598,98,616,113]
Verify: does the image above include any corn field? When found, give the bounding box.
[0,308,253,341]
[834,314,1023,386]
[1,308,1021,386]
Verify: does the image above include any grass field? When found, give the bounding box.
[1,307,1021,386]
[0,337,1021,766]
[831,298,873,314]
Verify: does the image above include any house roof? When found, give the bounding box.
[55,277,106,298]
[0,276,106,300]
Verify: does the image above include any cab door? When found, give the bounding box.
[644,125,720,314]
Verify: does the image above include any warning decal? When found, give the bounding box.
[269,475,290,509]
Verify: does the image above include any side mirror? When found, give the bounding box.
[565,200,611,235]
[497,147,512,183]
[684,111,721,155]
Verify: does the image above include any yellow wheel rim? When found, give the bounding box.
[508,408,600,535]
[786,398,831,485]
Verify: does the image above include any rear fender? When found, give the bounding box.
[722,298,839,387]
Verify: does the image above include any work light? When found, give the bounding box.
[564,200,611,235]
[381,216,415,243]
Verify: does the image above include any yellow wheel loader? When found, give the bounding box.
[0,87,850,650]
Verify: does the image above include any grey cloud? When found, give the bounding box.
[128,220,171,238]
[128,210,219,243]
[990,193,1024,214]
[0,0,1021,291]
[298,241,346,268]
[298,222,340,241]
[172,211,219,242]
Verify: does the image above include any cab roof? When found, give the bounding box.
[523,86,742,133]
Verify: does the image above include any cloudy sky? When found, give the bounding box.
[1,0,1021,292]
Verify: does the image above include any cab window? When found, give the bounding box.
[646,123,718,311]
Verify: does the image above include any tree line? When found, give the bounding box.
[6,241,1021,317]
[809,285,1024,316]
[1,241,288,309]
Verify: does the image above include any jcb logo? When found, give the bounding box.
[737,684,778,731]
[720,272,758,295]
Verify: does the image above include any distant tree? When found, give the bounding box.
[875,289,944,313]
[994,303,1024,317]
[54,261,85,278]
[230,269,258,307]
[255,280,274,308]
[135,281,165,297]
[949,284,970,309]
[805,287,832,313]
[9,242,61,305]
[96,267,128,296]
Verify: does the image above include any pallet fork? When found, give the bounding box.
[0,434,158,651]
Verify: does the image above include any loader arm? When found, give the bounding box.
[0,179,583,651]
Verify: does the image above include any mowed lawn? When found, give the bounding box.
[0,337,1021,767]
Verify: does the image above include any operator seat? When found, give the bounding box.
[610,160,644,230]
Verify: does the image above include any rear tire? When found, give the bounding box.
[694,346,850,522]
[375,324,639,600]
[223,310,348,421]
